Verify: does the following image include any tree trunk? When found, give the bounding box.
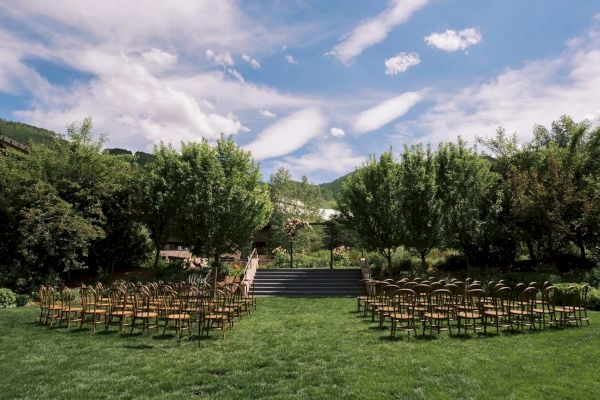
[577,238,586,260]
[419,249,427,269]
[153,247,161,268]
[385,252,392,279]
[290,241,294,269]
[526,240,535,261]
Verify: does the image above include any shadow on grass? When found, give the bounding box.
[123,344,154,350]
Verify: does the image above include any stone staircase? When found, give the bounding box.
[252,268,363,296]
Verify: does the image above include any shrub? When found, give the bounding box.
[0,288,17,308]
[554,283,600,311]
[15,294,30,307]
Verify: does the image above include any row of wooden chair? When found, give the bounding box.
[357,278,590,338]
[38,279,257,343]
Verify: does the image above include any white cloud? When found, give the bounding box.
[354,91,423,134]
[329,0,430,64]
[397,25,600,145]
[260,109,277,118]
[141,48,178,67]
[206,49,234,67]
[330,127,345,137]
[385,52,420,75]
[227,68,245,82]
[242,54,261,69]
[274,142,366,183]
[424,28,482,52]
[244,108,327,160]
[285,54,298,64]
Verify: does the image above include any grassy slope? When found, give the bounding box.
[0,298,598,399]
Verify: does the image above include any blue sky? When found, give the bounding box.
[1,1,600,183]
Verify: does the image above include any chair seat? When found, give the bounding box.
[424,312,449,319]
[204,313,228,320]
[533,308,553,314]
[47,305,62,310]
[389,312,412,320]
[166,313,191,320]
[135,312,158,318]
[510,310,534,315]
[63,307,83,312]
[110,310,133,316]
[377,305,395,312]
[457,312,480,319]
[85,309,107,314]
[484,310,508,317]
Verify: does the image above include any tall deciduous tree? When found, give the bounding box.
[435,140,501,268]
[338,151,403,274]
[138,143,186,267]
[180,136,272,274]
[399,145,441,267]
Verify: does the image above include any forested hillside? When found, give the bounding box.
[0,119,57,145]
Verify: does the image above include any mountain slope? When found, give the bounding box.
[0,119,58,145]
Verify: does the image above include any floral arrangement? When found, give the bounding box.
[272,246,287,255]
[284,218,309,242]
[332,245,350,262]
[183,257,208,272]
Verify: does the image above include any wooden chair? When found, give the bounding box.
[510,286,537,330]
[422,289,453,336]
[80,287,107,333]
[200,290,229,339]
[533,285,558,329]
[38,285,48,324]
[456,289,484,335]
[106,288,133,334]
[43,286,63,327]
[389,289,417,338]
[483,286,511,334]
[162,290,193,344]
[130,287,160,336]
[58,287,83,330]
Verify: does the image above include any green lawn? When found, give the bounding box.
[1,298,599,399]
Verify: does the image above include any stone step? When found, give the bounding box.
[252,268,362,297]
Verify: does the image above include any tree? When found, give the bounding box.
[0,117,145,287]
[138,143,186,267]
[268,167,322,255]
[399,145,441,267]
[338,151,403,274]
[179,136,272,279]
[435,140,501,268]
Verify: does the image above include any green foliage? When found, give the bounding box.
[180,136,272,263]
[15,294,29,307]
[138,143,186,266]
[268,168,323,254]
[338,151,404,272]
[0,118,57,146]
[436,140,501,265]
[399,144,442,264]
[554,283,600,311]
[0,288,16,308]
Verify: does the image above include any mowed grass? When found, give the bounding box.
[1,298,599,400]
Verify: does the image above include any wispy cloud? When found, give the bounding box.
[398,25,600,145]
[330,127,345,137]
[354,91,423,134]
[329,0,430,64]
[385,52,420,75]
[206,49,234,67]
[244,108,326,160]
[285,54,298,64]
[424,28,482,52]
[242,54,261,69]
[260,109,277,118]
[274,142,365,183]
